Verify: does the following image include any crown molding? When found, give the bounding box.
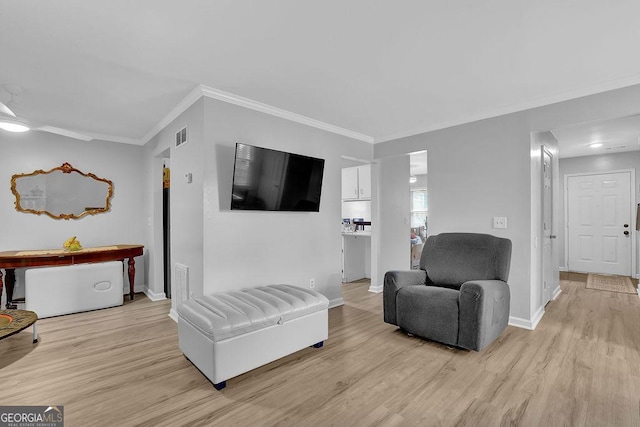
[375,74,640,144]
[35,73,640,147]
[35,125,93,142]
[141,85,205,145]
[61,85,203,146]
[83,131,141,145]
[199,85,374,143]
[140,84,374,145]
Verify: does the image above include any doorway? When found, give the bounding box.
[566,171,634,276]
[163,161,171,298]
[541,147,553,306]
[340,157,372,285]
[409,151,428,269]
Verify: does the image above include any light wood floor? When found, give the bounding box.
[1,279,640,426]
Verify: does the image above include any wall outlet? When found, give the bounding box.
[493,217,508,229]
[309,278,316,288]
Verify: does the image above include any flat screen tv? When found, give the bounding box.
[231,143,325,212]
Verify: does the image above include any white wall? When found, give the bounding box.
[0,131,146,303]
[372,155,412,292]
[558,151,640,275]
[375,114,533,320]
[342,200,371,222]
[196,97,372,307]
[144,99,205,309]
[374,82,640,327]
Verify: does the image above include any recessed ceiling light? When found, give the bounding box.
[589,142,603,148]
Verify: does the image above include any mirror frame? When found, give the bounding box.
[11,162,114,220]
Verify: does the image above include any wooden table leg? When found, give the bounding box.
[128,258,136,301]
[5,269,15,309]
[0,270,3,309]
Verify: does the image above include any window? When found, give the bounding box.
[411,189,428,229]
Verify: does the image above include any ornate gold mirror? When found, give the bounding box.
[11,163,113,220]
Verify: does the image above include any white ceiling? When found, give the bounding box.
[552,115,640,158]
[2,1,640,149]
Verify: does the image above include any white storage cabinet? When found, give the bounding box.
[341,164,371,200]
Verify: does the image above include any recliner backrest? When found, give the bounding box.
[420,233,512,287]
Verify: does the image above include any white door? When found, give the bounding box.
[567,172,632,275]
[541,148,553,305]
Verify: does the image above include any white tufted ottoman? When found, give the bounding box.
[177,284,329,390]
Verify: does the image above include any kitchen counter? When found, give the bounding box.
[342,231,371,237]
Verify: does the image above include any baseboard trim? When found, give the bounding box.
[368,284,383,293]
[552,286,562,301]
[530,306,545,330]
[143,288,167,301]
[559,266,567,272]
[508,316,534,330]
[509,306,545,330]
[168,308,178,323]
[127,285,146,294]
[328,298,344,309]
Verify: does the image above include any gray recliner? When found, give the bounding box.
[383,233,512,351]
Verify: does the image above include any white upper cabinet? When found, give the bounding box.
[341,167,359,200]
[342,164,371,201]
[358,164,371,199]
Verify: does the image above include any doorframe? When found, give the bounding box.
[563,168,636,277]
[541,146,553,306]
[340,155,378,293]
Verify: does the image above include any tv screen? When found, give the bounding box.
[231,143,325,212]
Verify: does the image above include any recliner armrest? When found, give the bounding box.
[383,270,427,325]
[458,280,510,351]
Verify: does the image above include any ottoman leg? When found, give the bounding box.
[312,341,323,348]
[213,381,226,391]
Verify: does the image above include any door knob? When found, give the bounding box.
[550,235,557,239]
[624,230,630,236]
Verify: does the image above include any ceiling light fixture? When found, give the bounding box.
[0,84,91,140]
[589,142,603,149]
[0,117,29,133]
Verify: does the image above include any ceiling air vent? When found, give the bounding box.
[176,126,188,148]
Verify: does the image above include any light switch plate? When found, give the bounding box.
[493,217,508,229]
